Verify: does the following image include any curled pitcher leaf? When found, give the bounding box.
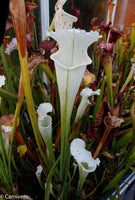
[70,138,86,156]
[0,75,6,87]
[38,115,52,145]
[80,88,101,97]
[50,29,99,184]
[70,138,100,173]
[75,88,101,122]
[55,0,77,30]
[37,103,55,162]
[50,30,99,68]
[36,165,43,179]
[0,132,9,155]
[35,165,43,187]
[37,103,53,145]
[50,29,99,122]
[1,125,12,144]
[37,102,53,120]
[0,118,12,155]
[70,138,100,195]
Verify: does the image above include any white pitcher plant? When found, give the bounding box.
[75,88,101,122]
[37,103,55,163]
[0,125,10,156]
[55,0,77,31]
[35,165,43,189]
[49,28,99,195]
[0,76,8,155]
[70,138,100,196]
[47,0,100,194]
[0,75,6,87]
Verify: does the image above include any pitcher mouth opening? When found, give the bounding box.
[51,53,92,70]
[38,115,52,129]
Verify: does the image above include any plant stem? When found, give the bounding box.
[39,63,56,83]
[93,126,112,159]
[120,66,134,93]
[44,156,60,200]
[60,70,71,199]
[102,55,113,109]
[8,99,23,188]
[10,0,51,170]
[0,45,9,78]
[76,167,87,196]
[92,79,105,122]
[19,54,51,169]
[45,14,55,40]
[130,23,135,50]
[0,121,10,181]
[130,90,135,145]
[0,88,26,105]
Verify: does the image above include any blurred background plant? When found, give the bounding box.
[0,0,134,200]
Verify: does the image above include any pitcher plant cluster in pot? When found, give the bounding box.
[0,0,135,199]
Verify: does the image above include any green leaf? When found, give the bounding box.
[115,185,120,199]
[0,45,9,79]
[0,88,26,105]
[39,63,56,83]
[120,120,132,128]
[114,130,132,152]
[103,150,135,194]
[44,156,60,200]
[120,68,133,93]
[130,166,135,172]
[92,79,105,122]
[102,168,127,193]
[127,150,135,168]
[106,195,117,200]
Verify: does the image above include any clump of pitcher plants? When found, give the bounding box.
[0,0,135,199]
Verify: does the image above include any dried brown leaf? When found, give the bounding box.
[94,98,112,126]
[1,114,14,126]
[10,0,27,58]
[104,112,124,128]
